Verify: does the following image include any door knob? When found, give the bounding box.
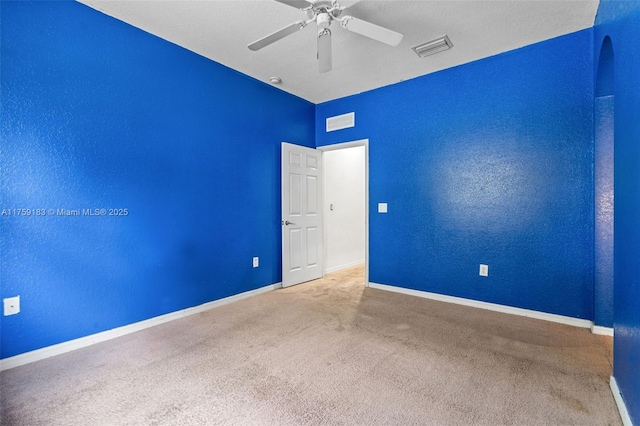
[283,220,295,225]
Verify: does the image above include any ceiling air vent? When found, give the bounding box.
[326,112,355,132]
[412,35,453,58]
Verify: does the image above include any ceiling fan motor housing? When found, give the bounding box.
[312,0,337,9]
[307,0,342,19]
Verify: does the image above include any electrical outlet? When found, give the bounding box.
[253,257,259,268]
[479,264,489,277]
[4,296,20,316]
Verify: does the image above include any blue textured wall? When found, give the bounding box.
[596,1,640,423]
[0,1,314,359]
[317,30,594,320]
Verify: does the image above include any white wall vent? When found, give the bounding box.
[412,35,453,58]
[326,112,355,132]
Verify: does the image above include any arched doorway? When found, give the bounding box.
[594,36,614,328]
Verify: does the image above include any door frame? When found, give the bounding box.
[318,139,370,286]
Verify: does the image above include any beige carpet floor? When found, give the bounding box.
[0,266,620,425]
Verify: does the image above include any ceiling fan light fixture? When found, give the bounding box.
[412,35,453,58]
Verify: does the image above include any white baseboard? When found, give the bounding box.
[610,376,634,426]
[591,325,614,336]
[0,282,282,372]
[325,260,365,275]
[368,282,594,329]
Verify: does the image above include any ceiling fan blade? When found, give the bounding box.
[317,29,332,73]
[248,20,307,51]
[340,16,403,46]
[274,0,314,9]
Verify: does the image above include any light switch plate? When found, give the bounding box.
[4,296,20,316]
[253,257,259,268]
[378,203,388,213]
[479,264,489,277]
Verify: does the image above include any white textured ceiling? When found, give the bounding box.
[78,0,599,104]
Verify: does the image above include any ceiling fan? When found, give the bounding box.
[248,0,404,73]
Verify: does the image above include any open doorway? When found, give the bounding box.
[319,140,369,285]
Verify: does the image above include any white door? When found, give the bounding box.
[282,142,323,287]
